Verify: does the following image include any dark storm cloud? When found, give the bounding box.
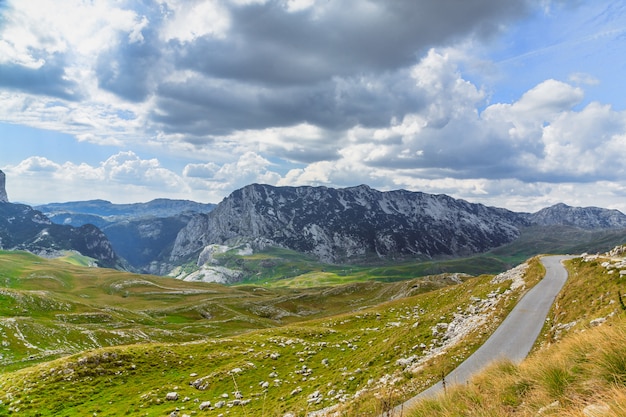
[150,0,534,136]
[0,57,81,100]
[96,40,161,102]
[178,0,531,85]
[153,67,428,140]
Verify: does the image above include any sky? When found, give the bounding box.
[1,0,626,213]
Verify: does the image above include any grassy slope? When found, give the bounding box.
[405,253,626,417]
[0,253,545,416]
[0,251,479,372]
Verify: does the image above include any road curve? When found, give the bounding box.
[387,255,574,416]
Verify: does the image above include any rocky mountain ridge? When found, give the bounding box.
[170,184,532,265]
[0,170,8,203]
[0,170,118,266]
[6,177,626,280]
[165,184,626,283]
[527,202,626,229]
[0,202,118,266]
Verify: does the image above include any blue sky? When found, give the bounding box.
[1,0,626,213]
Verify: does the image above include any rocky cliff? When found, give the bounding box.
[0,170,8,203]
[171,184,529,264]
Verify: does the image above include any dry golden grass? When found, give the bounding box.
[406,317,626,417]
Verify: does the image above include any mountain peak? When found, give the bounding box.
[0,170,8,203]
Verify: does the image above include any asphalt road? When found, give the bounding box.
[387,255,574,416]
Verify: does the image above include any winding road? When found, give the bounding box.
[387,255,574,416]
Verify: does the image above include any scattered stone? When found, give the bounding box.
[536,400,559,415]
[590,317,607,327]
[583,403,611,417]
[166,392,179,401]
[199,401,211,411]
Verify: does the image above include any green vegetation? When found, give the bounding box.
[195,225,624,288]
[404,252,626,417]
[0,251,540,416]
[0,246,624,416]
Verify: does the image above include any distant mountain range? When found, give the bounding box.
[34,199,215,274]
[35,199,216,223]
[0,202,118,266]
[2,171,626,281]
[168,184,626,269]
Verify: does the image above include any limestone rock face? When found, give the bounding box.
[0,170,8,203]
[171,184,529,264]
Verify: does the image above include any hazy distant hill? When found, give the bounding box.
[35,199,215,273]
[36,198,215,223]
[527,202,626,229]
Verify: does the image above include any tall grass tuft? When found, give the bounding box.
[406,318,626,417]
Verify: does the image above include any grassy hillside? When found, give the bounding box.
[0,252,545,416]
[405,251,626,417]
[0,250,478,372]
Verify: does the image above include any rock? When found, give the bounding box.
[199,401,211,410]
[170,184,527,266]
[536,400,559,415]
[583,403,610,417]
[166,392,179,401]
[590,317,607,327]
[0,170,8,203]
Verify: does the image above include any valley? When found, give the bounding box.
[1,179,625,416]
[0,250,545,416]
[0,245,623,416]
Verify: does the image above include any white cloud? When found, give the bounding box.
[158,0,230,42]
[3,152,192,204]
[184,152,281,191]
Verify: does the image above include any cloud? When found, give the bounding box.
[0,58,81,100]
[183,151,281,192]
[3,0,626,213]
[4,152,192,203]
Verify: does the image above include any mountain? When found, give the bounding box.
[0,170,8,203]
[35,198,215,273]
[0,170,118,266]
[0,202,117,266]
[36,198,215,223]
[170,184,530,265]
[527,202,626,229]
[99,214,196,274]
[30,183,626,280]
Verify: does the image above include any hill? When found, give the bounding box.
[35,199,215,222]
[25,183,626,283]
[0,250,548,416]
[0,203,118,267]
[404,251,626,417]
[0,245,625,416]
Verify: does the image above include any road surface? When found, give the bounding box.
[387,255,574,416]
